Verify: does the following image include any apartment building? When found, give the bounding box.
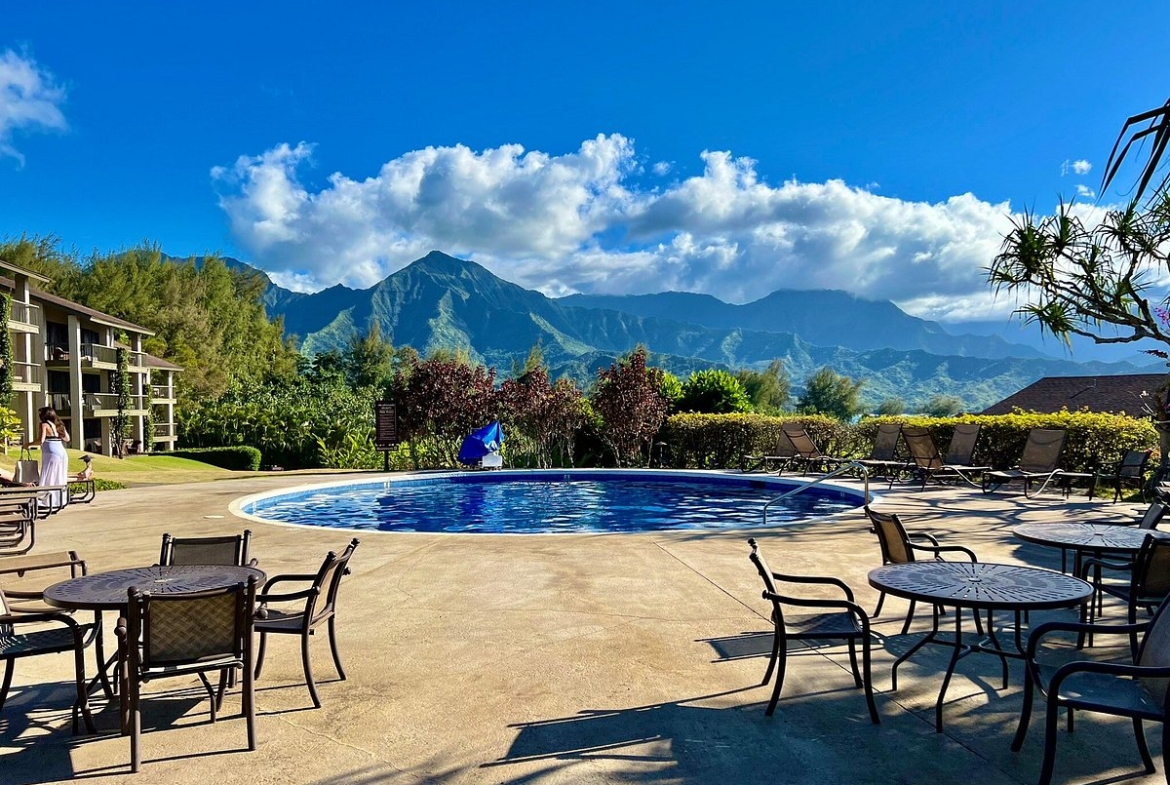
[2,260,181,454]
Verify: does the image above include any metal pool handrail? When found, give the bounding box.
[762,461,870,526]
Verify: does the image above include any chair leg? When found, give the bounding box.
[861,637,880,725]
[254,632,267,679]
[71,640,96,734]
[302,633,321,709]
[327,617,346,681]
[1038,698,1061,785]
[764,644,788,717]
[244,660,256,751]
[872,591,886,619]
[129,678,142,773]
[197,673,217,723]
[1134,718,1156,774]
[0,660,13,711]
[846,640,862,688]
[762,623,782,686]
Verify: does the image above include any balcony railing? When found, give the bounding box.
[9,301,43,329]
[12,361,42,386]
[49,392,71,414]
[154,422,177,438]
[150,385,175,399]
[87,393,147,411]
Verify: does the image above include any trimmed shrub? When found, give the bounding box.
[167,446,262,471]
[661,410,1158,472]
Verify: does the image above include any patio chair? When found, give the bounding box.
[1011,594,1170,785]
[982,429,1068,497]
[747,538,880,723]
[780,424,846,475]
[1078,531,1170,656]
[900,426,989,490]
[116,576,258,773]
[864,506,980,634]
[254,538,359,708]
[1091,449,1153,503]
[0,551,88,613]
[854,422,909,482]
[740,431,798,474]
[1,588,98,734]
[159,530,255,567]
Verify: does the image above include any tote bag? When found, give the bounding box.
[13,447,40,485]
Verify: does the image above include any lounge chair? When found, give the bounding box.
[780,424,846,474]
[1091,449,1153,502]
[982,429,1068,497]
[854,422,909,481]
[900,426,989,489]
[740,432,798,474]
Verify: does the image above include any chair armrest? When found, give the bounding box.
[256,587,318,604]
[762,591,870,625]
[907,532,941,546]
[0,550,86,578]
[0,609,84,629]
[1025,618,1151,660]
[1079,556,1133,575]
[907,542,978,562]
[260,573,319,592]
[1049,660,1170,695]
[771,571,855,602]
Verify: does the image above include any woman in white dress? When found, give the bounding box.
[26,405,70,509]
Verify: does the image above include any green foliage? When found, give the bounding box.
[876,398,905,416]
[0,293,11,405]
[659,371,684,414]
[344,323,396,389]
[679,369,751,414]
[113,345,131,456]
[0,406,22,448]
[70,478,126,494]
[920,394,965,418]
[167,446,262,471]
[662,413,856,469]
[798,366,864,421]
[390,354,498,467]
[499,367,587,468]
[590,347,669,467]
[179,376,379,469]
[315,429,381,470]
[736,360,790,413]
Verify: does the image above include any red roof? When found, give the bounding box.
[981,374,1167,417]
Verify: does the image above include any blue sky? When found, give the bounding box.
[2,1,1168,335]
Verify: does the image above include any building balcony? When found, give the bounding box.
[49,392,148,418]
[153,422,178,440]
[7,301,43,334]
[150,385,177,404]
[12,361,42,393]
[45,343,148,371]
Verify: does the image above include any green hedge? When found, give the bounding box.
[661,411,1158,472]
[167,446,262,471]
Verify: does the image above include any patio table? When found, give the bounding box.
[868,561,1091,732]
[43,564,265,733]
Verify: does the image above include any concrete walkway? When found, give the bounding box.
[0,473,1162,784]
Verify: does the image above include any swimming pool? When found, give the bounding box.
[234,470,866,535]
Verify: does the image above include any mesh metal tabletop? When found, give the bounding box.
[1013,522,1154,553]
[868,561,1092,611]
[43,565,266,611]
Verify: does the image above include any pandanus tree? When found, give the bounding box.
[987,96,1170,467]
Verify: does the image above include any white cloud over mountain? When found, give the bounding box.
[0,50,66,166]
[214,134,1030,322]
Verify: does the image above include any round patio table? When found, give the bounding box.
[43,565,266,735]
[43,565,266,611]
[868,561,1092,732]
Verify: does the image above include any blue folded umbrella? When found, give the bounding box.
[457,421,504,465]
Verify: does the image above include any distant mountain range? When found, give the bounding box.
[209,251,1154,411]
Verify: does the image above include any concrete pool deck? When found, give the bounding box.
[1,472,1163,784]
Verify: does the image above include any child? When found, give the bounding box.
[75,455,94,481]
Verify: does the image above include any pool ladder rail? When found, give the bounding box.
[762,461,871,527]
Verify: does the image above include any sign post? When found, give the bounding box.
[374,401,398,472]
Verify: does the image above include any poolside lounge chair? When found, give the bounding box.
[982,429,1068,497]
[740,432,799,474]
[780,424,845,474]
[854,423,909,481]
[1091,449,1153,502]
[901,426,989,490]
[748,538,880,723]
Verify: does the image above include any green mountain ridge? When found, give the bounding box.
[218,251,1150,411]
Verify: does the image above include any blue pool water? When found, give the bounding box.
[240,470,862,534]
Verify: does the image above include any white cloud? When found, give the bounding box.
[1075,183,1096,198]
[651,161,672,176]
[216,136,1041,321]
[1072,159,1092,175]
[0,50,66,166]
